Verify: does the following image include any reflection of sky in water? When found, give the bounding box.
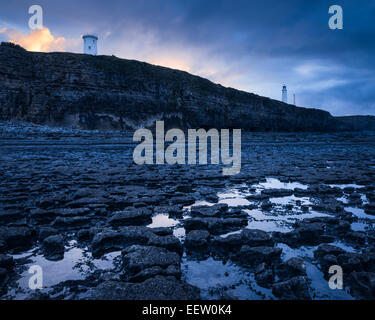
[243,209,331,233]
[329,184,364,189]
[147,213,179,228]
[337,196,349,204]
[337,193,368,205]
[346,207,375,220]
[337,192,374,233]
[16,247,86,290]
[184,201,215,211]
[7,176,372,300]
[351,222,368,232]
[361,194,369,204]
[187,181,332,234]
[270,195,312,206]
[327,241,358,253]
[255,178,308,190]
[277,243,354,300]
[217,186,252,207]
[218,196,251,207]
[8,242,120,299]
[182,257,274,300]
[173,227,186,241]
[148,213,186,241]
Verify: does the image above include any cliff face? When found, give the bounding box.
[0,42,366,131]
[335,116,375,132]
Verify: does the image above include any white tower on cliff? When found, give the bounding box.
[83,34,98,55]
[282,85,287,103]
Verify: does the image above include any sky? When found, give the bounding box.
[1,0,374,116]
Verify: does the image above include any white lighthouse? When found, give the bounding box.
[282,85,287,103]
[83,34,98,55]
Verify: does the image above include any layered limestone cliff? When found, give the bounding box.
[0,42,372,131]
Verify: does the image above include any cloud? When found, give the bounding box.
[0,27,71,52]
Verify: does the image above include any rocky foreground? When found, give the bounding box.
[1,121,375,300]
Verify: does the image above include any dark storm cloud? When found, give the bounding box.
[1,0,374,115]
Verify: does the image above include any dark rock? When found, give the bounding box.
[184,217,247,235]
[126,265,181,282]
[314,244,346,259]
[293,188,311,196]
[0,210,24,224]
[364,203,375,215]
[345,231,366,244]
[322,201,344,213]
[89,276,200,300]
[0,267,6,282]
[147,234,183,255]
[29,209,55,223]
[38,226,58,240]
[241,229,274,247]
[294,222,325,240]
[42,235,64,260]
[227,207,250,218]
[52,216,91,228]
[255,269,274,288]
[272,276,311,300]
[261,189,293,197]
[66,197,110,208]
[0,226,34,250]
[211,229,274,255]
[211,233,243,252]
[190,203,228,217]
[72,188,95,200]
[318,254,338,271]
[261,201,273,210]
[150,227,173,236]
[55,208,91,217]
[255,262,266,274]
[109,207,152,226]
[77,229,92,241]
[170,196,195,206]
[235,245,282,265]
[0,241,5,253]
[133,202,147,208]
[282,221,333,246]
[91,226,152,257]
[185,230,210,249]
[167,206,184,217]
[25,291,51,300]
[121,245,180,276]
[337,253,362,273]
[348,271,375,299]
[184,218,207,231]
[333,220,351,233]
[0,254,14,270]
[284,257,307,277]
[360,252,375,273]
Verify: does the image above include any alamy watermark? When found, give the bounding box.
[28,5,43,30]
[328,5,343,30]
[328,265,343,290]
[28,265,43,290]
[133,121,241,176]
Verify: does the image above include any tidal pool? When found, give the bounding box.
[7,241,120,299]
[181,256,274,299]
[147,213,179,228]
[255,178,308,191]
